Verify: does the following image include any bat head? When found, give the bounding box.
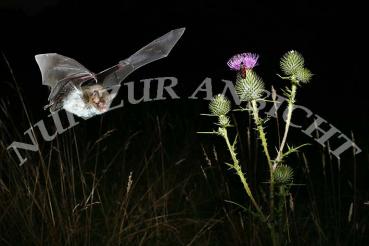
[83,84,112,113]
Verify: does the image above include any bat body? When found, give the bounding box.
[35,28,185,118]
[62,84,110,118]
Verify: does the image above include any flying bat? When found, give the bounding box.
[35,27,185,118]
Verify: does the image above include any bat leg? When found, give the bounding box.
[44,102,54,110]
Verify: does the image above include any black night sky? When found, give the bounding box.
[1,1,367,139]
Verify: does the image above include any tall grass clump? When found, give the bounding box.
[0,55,219,245]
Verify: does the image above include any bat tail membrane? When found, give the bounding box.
[101,28,185,89]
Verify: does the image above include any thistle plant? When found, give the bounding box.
[276,51,313,165]
[229,52,276,243]
[274,164,294,235]
[199,50,312,246]
[200,94,265,219]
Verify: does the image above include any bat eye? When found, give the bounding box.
[92,91,99,97]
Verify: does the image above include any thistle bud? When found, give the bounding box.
[295,67,313,83]
[274,165,294,185]
[280,50,305,76]
[209,94,231,116]
[235,70,265,102]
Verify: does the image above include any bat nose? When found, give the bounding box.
[97,102,107,111]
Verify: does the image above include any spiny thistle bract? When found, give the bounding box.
[274,165,294,184]
[235,71,265,102]
[280,50,304,76]
[218,115,231,127]
[295,67,313,83]
[209,94,231,116]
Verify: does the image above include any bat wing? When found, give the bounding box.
[100,27,185,89]
[35,53,94,88]
[35,53,95,101]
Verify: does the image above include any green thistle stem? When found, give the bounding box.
[275,83,297,165]
[250,100,276,236]
[250,100,273,166]
[221,125,277,245]
[220,127,265,220]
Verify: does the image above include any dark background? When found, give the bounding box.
[0,1,368,169]
[1,0,368,244]
[1,0,368,143]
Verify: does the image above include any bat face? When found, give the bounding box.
[82,84,112,112]
[63,84,113,118]
[35,28,185,118]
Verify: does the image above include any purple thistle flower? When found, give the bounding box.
[227,53,259,71]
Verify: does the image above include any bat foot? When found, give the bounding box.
[43,102,53,110]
